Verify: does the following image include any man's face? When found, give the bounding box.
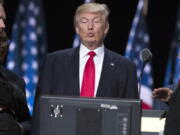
[75,12,109,50]
[0,4,7,64]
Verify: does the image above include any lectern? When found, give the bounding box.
[38,96,141,135]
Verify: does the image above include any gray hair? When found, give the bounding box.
[74,2,110,26]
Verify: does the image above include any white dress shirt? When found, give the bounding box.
[79,44,104,97]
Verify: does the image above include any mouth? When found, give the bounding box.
[87,33,95,37]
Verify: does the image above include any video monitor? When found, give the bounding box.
[38,95,141,135]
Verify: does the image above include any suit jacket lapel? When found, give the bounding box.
[64,47,80,96]
[96,48,117,97]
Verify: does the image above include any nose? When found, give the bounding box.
[88,21,93,30]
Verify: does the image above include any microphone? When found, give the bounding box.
[140,48,152,63]
[138,48,152,97]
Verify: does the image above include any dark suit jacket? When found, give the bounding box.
[0,65,31,135]
[32,47,139,135]
[35,47,138,100]
[164,83,180,135]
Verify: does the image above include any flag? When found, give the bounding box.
[125,0,153,109]
[72,0,95,48]
[164,4,180,86]
[6,0,46,114]
[154,4,180,110]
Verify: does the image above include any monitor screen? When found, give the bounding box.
[38,96,141,135]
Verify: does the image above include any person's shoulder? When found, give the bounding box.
[47,48,76,58]
[105,48,135,66]
[42,48,78,65]
[0,66,24,84]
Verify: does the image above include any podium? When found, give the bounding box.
[37,95,141,135]
[35,95,166,135]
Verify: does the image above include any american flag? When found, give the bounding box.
[164,4,180,86]
[6,0,46,114]
[125,0,153,109]
[72,0,95,48]
[155,4,180,110]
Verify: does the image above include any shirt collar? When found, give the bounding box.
[80,43,104,59]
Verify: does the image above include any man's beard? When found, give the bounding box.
[0,31,8,65]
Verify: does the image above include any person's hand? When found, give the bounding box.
[152,87,174,102]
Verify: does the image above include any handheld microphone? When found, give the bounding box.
[138,48,152,97]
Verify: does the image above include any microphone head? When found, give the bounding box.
[140,48,152,62]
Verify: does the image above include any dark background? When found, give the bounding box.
[4,0,180,88]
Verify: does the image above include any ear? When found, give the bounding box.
[104,23,109,35]
[75,25,80,35]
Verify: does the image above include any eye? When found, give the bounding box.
[93,18,101,23]
[80,18,88,23]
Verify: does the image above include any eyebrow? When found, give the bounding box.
[80,17,88,20]
[80,16,102,20]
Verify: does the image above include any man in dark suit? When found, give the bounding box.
[0,0,32,134]
[32,3,138,134]
[35,2,138,101]
[0,66,32,135]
